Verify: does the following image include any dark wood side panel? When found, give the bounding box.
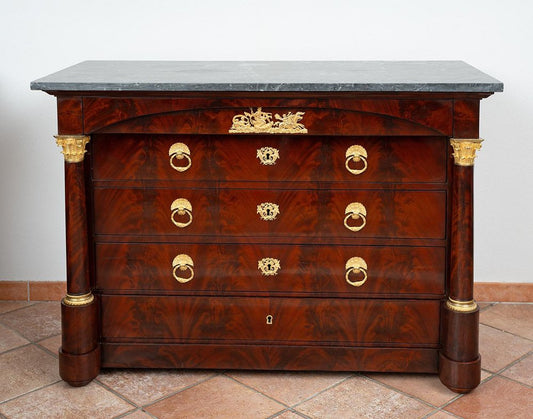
[92,135,448,184]
[93,188,446,239]
[100,296,440,345]
[95,243,445,296]
[102,343,438,373]
[453,99,479,138]
[83,97,453,135]
[57,97,83,134]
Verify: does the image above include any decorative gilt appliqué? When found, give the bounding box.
[229,107,308,134]
[256,147,280,165]
[257,202,280,221]
[258,258,281,276]
[55,135,90,163]
[450,139,483,166]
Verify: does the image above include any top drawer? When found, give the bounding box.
[92,135,447,184]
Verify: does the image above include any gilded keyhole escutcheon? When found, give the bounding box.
[266,315,273,325]
[258,258,281,276]
[257,147,280,165]
[257,202,280,221]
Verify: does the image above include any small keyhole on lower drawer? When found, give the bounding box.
[266,315,273,325]
[266,153,271,159]
[266,208,271,215]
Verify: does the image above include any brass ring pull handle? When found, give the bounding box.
[172,254,194,283]
[171,198,193,228]
[345,256,368,287]
[345,145,368,175]
[344,202,367,232]
[169,142,192,172]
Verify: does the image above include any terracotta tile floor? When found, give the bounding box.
[0,302,531,418]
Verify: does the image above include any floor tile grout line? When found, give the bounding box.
[0,341,35,357]
[491,373,533,389]
[482,349,533,378]
[0,302,61,343]
[360,374,443,410]
[110,406,139,419]
[93,379,141,410]
[288,373,359,410]
[226,371,357,411]
[0,379,62,406]
[422,407,464,419]
[222,373,294,409]
[35,344,59,359]
[0,301,37,315]
[266,407,312,419]
[479,321,533,342]
[0,320,34,347]
[139,372,222,410]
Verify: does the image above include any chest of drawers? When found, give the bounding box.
[31,61,502,392]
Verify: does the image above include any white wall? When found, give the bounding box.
[0,0,531,283]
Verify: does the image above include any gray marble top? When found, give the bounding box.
[31,61,503,93]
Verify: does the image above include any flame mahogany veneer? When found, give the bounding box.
[33,61,501,391]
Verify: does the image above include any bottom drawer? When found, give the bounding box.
[101,296,440,345]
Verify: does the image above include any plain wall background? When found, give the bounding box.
[0,0,531,283]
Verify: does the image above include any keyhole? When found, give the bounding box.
[266,315,273,325]
[267,263,272,270]
[266,153,271,160]
[266,208,271,215]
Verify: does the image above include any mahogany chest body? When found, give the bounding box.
[31,61,502,392]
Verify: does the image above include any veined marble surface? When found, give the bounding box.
[31,61,503,92]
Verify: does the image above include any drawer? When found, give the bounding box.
[92,135,447,183]
[93,188,446,239]
[95,243,445,296]
[100,296,440,345]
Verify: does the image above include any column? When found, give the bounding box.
[55,135,100,386]
[439,138,483,393]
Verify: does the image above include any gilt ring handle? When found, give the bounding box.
[169,142,192,172]
[345,145,368,175]
[343,202,367,232]
[345,256,368,287]
[171,198,193,228]
[172,254,194,283]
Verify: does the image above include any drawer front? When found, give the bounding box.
[100,296,440,345]
[93,188,446,239]
[92,135,447,183]
[95,243,445,296]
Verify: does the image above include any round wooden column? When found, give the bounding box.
[439,138,483,393]
[55,135,100,387]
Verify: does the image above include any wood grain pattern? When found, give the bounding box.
[64,163,91,294]
[47,85,490,391]
[83,97,453,135]
[102,343,439,373]
[453,100,479,138]
[93,187,446,239]
[57,97,83,134]
[449,166,474,301]
[92,134,447,183]
[95,243,445,296]
[100,296,440,344]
